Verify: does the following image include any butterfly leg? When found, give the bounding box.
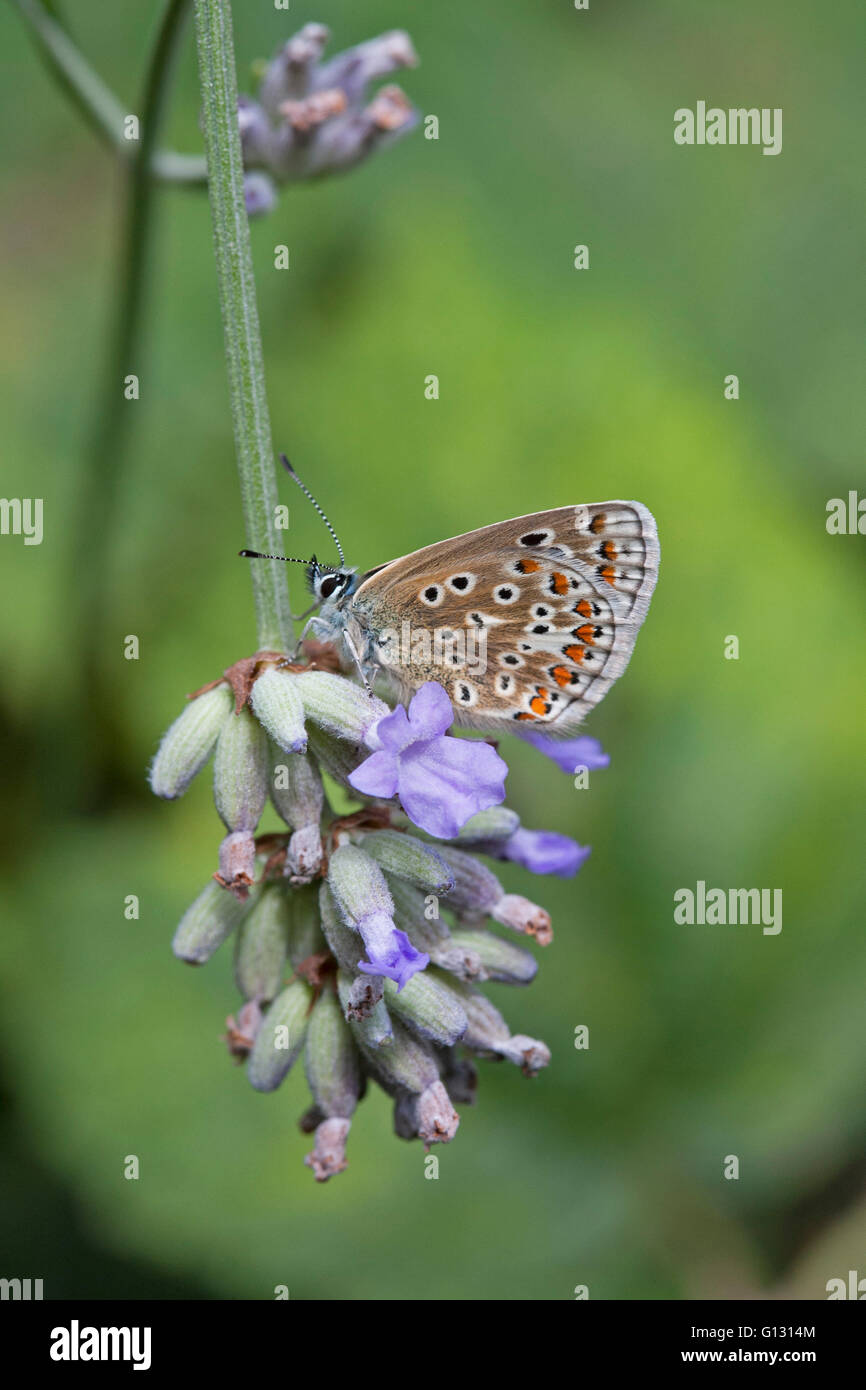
[290,613,328,659]
[342,628,372,694]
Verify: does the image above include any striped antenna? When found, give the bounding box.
[280,455,345,566]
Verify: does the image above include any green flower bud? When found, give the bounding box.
[304,988,363,1117]
[440,976,550,1074]
[454,807,521,841]
[233,885,290,1001]
[383,971,467,1046]
[318,882,367,971]
[434,844,502,918]
[150,684,233,799]
[294,670,388,742]
[305,722,362,785]
[447,927,538,984]
[270,747,323,828]
[354,1017,438,1095]
[359,830,454,895]
[247,977,313,1091]
[172,879,250,964]
[337,969,392,1044]
[213,705,269,832]
[287,884,328,966]
[327,843,393,925]
[387,877,449,951]
[250,667,307,753]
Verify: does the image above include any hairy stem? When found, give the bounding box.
[193,0,293,651]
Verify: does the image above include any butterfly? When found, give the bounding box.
[242,459,659,736]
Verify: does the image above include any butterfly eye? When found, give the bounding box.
[319,575,341,599]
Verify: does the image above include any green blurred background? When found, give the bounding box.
[1,0,865,1300]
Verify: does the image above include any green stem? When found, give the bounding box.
[11,0,208,185]
[71,0,193,806]
[193,0,292,651]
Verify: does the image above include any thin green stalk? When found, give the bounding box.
[193,0,293,652]
[71,0,193,806]
[11,0,208,184]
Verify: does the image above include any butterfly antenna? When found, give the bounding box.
[280,455,345,566]
[239,550,309,564]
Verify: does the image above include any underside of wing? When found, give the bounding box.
[354,503,659,732]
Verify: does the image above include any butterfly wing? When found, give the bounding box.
[349,503,659,733]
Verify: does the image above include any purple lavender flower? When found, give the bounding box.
[238,23,419,209]
[349,682,508,839]
[495,827,591,878]
[355,913,429,991]
[519,730,610,776]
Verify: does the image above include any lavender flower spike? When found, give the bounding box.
[519,730,610,776]
[349,682,508,839]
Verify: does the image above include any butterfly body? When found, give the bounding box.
[308,501,659,736]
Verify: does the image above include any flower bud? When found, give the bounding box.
[304,988,362,1117]
[305,722,362,785]
[250,667,307,754]
[491,894,553,946]
[304,1115,351,1182]
[270,748,323,828]
[413,1080,460,1144]
[454,806,521,842]
[444,979,550,1074]
[247,977,313,1092]
[318,881,369,971]
[435,844,502,919]
[216,830,257,898]
[150,684,232,799]
[286,884,327,966]
[337,969,392,1044]
[384,971,467,1047]
[393,1080,459,1144]
[260,23,332,113]
[316,31,418,103]
[233,885,290,1002]
[172,879,250,964]
[327,844,393,925]
[359,830,454,895]
[354,1018,439,1095]
[294,670,388,742]
[224,999,264,1060]
[428,942,483,981]
[387,877,449,951]
[213,705,269,832]
[447,928,538,984]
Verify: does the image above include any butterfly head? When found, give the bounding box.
[306,557,358,608]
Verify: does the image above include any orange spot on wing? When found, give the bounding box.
[575,624,596,644]
[574,599,592,618]
[516,558,541,573]
[589,512,606,534]
[551,665,572,687]
[564,644,585,664]
[602,541,618,560]
[550,571,569,595]
[600,565,616,586]
[530,691,550,715]
[515,711,537,721]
